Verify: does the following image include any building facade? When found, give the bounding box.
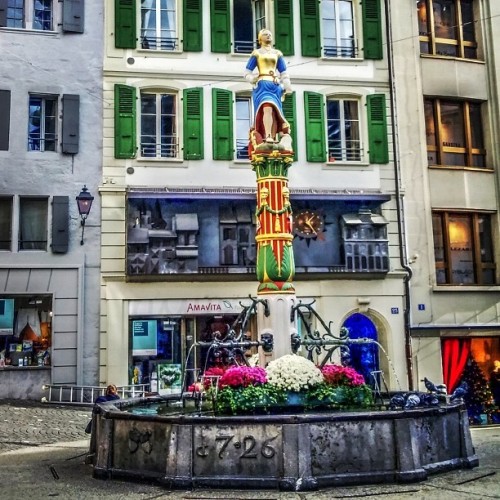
[392,0,500,423]
[101,0,410,394]
[0,1,102,398]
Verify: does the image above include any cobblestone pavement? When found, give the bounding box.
[0,399,498,499]
[0,399,91,452]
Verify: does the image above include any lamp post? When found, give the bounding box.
[76,185,94,245]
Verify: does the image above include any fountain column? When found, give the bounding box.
[251,150,297,362]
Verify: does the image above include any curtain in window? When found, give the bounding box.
[20,199,47,250]
[442,337,471,393]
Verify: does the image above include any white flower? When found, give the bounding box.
[266,354,323,392]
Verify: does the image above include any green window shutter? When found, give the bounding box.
[367,94,389,164]
[304,92,326,162]
[183,88,204,160]
[362,0,383,60]
[300,0,320,57]
[183,0,202,52]
[274,0,294,56]
[210,0,230,53]
[114,84,137,159]
[115,0,136,49]
[212,88,233,160]
[282,93,297,161]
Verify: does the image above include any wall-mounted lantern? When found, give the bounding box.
[76,185,94,245]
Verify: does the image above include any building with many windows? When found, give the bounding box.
[0,1,102,398]
[101,0,412,394]
[392,1,500,423]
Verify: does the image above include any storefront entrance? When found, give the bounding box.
[129,307,255,393]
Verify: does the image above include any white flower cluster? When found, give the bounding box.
[266,354,323,392]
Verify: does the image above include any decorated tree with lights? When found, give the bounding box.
[460,356,496,423]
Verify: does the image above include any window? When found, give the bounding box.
[301,0,381,59]
[211,0,294,55]
[327,98,361,161]
[28,95,57,152]
[19,197,48,251]
[0,197,12,251]
[140,0,177,50]
[115,84,203,160]
[115,0,201,51]
[417,0,477,59]
[140,91,178,158]
[304,92,387,164]
[321,0,356,58]
[433,211,496,285]
[235,95,251,160]
[425,98,486,168]
[2,0,53,30]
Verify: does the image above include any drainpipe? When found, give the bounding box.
[383,0,414,390]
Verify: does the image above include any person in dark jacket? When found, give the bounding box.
[85,384,120,434]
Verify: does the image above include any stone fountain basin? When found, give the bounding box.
[90,399,478,491]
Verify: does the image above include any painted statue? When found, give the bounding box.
[244,29,293,154]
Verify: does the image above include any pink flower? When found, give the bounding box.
[321,364,365,387]
[218,366,267,389]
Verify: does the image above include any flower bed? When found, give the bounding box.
[202,355,373,415]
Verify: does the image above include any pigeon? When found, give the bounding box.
[404,393,421,409]
[419,392,440,407]
[450,381,469,402]
[423,377,438,393]
[389,393,405,410]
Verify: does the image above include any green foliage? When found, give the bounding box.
[215,384,286,415]
[306,383,373,409]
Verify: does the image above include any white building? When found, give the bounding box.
[100,0,410,393]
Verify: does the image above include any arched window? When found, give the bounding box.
[342,313,379,387]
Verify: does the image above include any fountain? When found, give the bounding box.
[89,30,478,490]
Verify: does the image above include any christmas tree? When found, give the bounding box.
[459,356,496,424]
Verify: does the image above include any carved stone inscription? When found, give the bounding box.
[193,424,283,478]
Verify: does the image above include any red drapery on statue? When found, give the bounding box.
[442,338,471,393]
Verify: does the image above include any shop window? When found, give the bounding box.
[425,98,486,169]
[0,197,12,251]
[417,0,477,59]
[19,197,48,251]
[442,337,500,425]
[0,296,52,368]
[432,211,496,285]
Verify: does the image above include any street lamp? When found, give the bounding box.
[76,185,94,245]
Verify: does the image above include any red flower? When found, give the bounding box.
[218,366,267,389]
[321,364,365,387]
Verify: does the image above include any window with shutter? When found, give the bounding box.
[274,0,294,56]
[282,93,297,161]
[0,90,10,151]
[212,88,234,160]
[304,92,326,162]
[62,94,79,154]
[183,88,204,160]
[183,0,202,51]
[367,94,388,163]
[321,0,356,58]
[235,94,251,160]
[300,0,321,57]
[210,0,230,53]
[114,84,137,159]
[1,0,54,30]
[51,196,69,254]
[62,0,84,33]
[362,0,383,59]
[115,0,137,49]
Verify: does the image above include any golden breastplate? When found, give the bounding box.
[256,51,279,75]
